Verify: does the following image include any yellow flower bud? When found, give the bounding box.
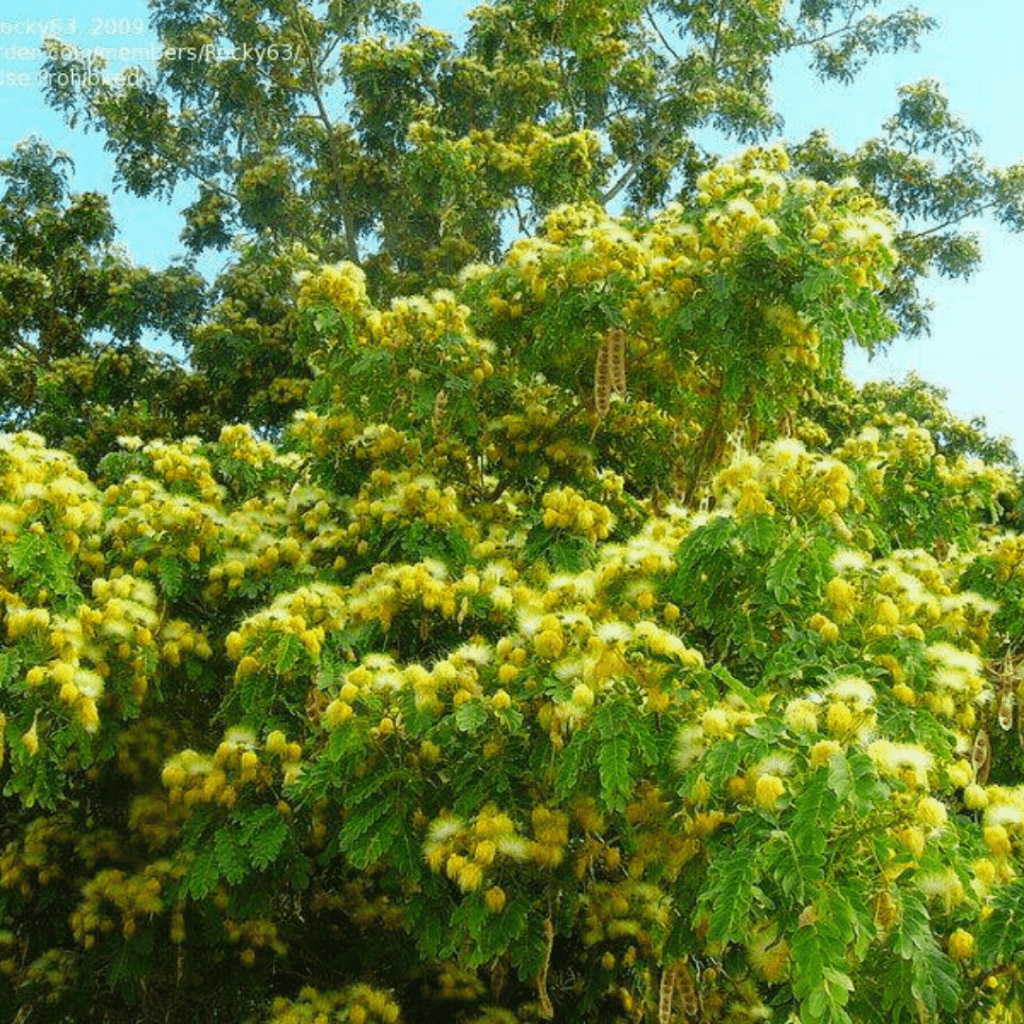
[984,825,1011,858]
[826,702,853,737]
[947,759,973,788]
[457,861,484,892]
[963,784,988,810]
[571,683,594,709]
[324,700,353,729]
[916,796,947,828]
[754,774,786,810]
[892,683,916,706]
[947,928,975,962]
[484,886,506,913]
[22,716,39,757]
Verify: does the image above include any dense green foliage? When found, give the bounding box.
[3,143,1024,1022]
[27,0,1024,437]
[0,140,209,467]
[2,2,1024,1022]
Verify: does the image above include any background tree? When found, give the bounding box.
[38,0,1024,430]
[0,137,211,469]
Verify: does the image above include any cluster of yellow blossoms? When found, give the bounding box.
[406,117,601,186]
[485,147,898,365]
[70,860,181,947]
[263,984,400,1024]
[541,485,615,543]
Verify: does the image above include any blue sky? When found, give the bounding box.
[2,1,1022,454]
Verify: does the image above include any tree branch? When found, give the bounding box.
[645,4,681,61]
[599,124,674,207]
[903,202,993,240]
[290,0,360,265]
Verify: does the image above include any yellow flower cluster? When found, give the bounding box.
[226,583,347,675]
[979,787,1024,861]
[748,923,791,982]
[265,985,401,1024]
[363,291,469,352]
[530,805,571,868]
[407,116,600,185]
[161,729,282,806]
[541,485,615,543]
[138,437,222,500]
[225,915,288,965]
[289,410,362,459]
[484,144,896,351]
[294,261,369,316]
[714,441,859,526]
[342,559,484,636]
[423,804,529,891]
[348,470,470,543]
[579,879,670,948]
[70,860,183,946]
[218,423,279,467]
[6,947,76,1000]
[0,816,75,898]
[765,303,821,369]
[0,431,104,564]
[989,532,1024,584]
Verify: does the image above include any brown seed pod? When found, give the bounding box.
[608,328,626,397]
[658,961,677,1024]
[594,329,627,419]
[998,685,1015,732]
[537,917,554,1019]
[490,956,507,1002]
[594,339,612,418]
[673,960,700,1019]
[971,728,991,784]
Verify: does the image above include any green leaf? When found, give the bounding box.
[348,811,402,869]
[892,890,931,959]
[455,700,488,733]
[766,540,804,603]
[740,513,779,554]
[337,796,394,855]
[274,632,308,674]
[702,844,763,945]
[510,909,553,981]
[183,849,220,899]
[893,891,960,1013]
[214,828,246,885]
[762,831,824,904]
[156,555,187,599]
[700,739,744,789]
[709,664,759,707]
[977,877,1024,968]
[792,767,839,858]
[792,921,854,1024]
[598,733,632,813]
[554,729,593,803]
[8,532,42,577]
[237,806,289,870]
[0,650,18,687]
[827,751,886,815]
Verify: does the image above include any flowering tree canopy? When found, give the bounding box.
[3,0,1024,1021]
[2,135,1024,1023]
[31,0,1024,437]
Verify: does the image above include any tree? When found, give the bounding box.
[0,137,212,469]
[37,0,1024,429]
[3,142,1024,1023]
